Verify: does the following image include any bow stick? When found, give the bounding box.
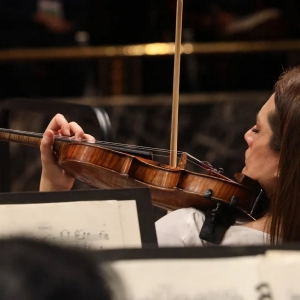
[169,0,183,167]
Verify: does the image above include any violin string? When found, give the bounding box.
[56,136,192,158]
[24,133,207,169]
[10,130,228,177]
[55,136,221,172]
[95,140,176,153]
[56,135,179,155]
[56,136,233,179]
[94,140,215,170]
[57,136,183,156]
[76,139,218,171]
[93,141,211,168]
[9,122,203,165]
[19,132,171,156]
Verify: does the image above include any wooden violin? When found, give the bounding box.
[0,128,267,220]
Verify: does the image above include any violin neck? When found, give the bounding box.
[0,128,63,151]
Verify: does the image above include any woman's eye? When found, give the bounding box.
[251,128,260,134]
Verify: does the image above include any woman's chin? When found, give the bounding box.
[241,168,253,179]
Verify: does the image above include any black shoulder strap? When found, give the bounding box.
[199,200,237,244]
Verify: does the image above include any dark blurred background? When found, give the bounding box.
[0,0,300,191]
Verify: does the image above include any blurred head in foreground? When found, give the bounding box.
[0,237,116,300]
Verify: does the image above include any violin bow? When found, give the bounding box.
[169,0,183,167]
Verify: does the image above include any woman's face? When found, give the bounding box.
[242,94,280,197]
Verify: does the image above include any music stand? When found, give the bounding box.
[94,244,300,300]
[0,187,157,248]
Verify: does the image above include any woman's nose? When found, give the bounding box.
[244,129,254,147]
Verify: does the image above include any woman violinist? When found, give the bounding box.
[40,66,300,247]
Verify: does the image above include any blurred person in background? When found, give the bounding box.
[158,0,291,93]
[0,0,89,99]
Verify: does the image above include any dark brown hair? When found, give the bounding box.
[268,66,300,244]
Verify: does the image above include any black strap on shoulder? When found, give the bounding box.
[199,195,237,244]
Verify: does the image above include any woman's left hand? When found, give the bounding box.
[39,114,95,192]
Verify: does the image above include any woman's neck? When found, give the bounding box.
[242,215,271,233]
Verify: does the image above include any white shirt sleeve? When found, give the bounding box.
[155,208,208,247]
[155,207,268,247]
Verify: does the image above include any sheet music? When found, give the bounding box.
[109,256,264,300]
[258,250,300,300]
[0,200,141,249]
[118,201,142,248]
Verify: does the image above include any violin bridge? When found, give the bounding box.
[177,152,187,169]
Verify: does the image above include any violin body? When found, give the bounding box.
[0,128,266,220]
[56,142,265,220]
